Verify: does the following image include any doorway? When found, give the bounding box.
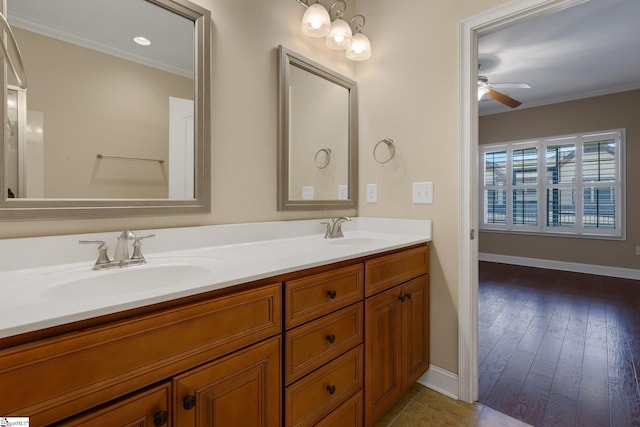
[458,0,586,404]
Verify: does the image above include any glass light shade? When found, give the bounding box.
[477,84,490,100]
[301,3,330,37]
[325,18,352,50]
[346,32,371,61]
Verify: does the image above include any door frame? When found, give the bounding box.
[457,0,587,403]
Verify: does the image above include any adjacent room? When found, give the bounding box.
[476,0,640,425]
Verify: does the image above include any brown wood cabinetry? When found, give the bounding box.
[284,264,365,426]
[364,246,430,426]
[56,383,171,427]
[0,242,428,427]
[0,283,281,426]
[173,336,281,427]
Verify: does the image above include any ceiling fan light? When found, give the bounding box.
[301,3,330,37]
[325,18,352,50]
[477,84,490,101]
[346,32,371,61]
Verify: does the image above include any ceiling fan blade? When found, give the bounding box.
[490,82,531,89]
[487,89,522,108]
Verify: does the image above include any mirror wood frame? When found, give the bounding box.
[0,0,211,221]
[277,45,358,211]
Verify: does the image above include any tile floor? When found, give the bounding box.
[373,384,532,427]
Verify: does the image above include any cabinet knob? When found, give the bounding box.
[405,292,412,299]
[183,395,196,410]
[398,295,406,302]
[326,334,336,344]
[327,290,337,299]
[326,385,336,395]
[153,410,169,426]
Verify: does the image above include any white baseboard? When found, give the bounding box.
[479,253,640,280]
[418,364,459,400]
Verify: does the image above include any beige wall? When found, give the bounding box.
[0,0,514,375]
[14,28,193,199]
[356,0,508,373]
[479,89,640,270]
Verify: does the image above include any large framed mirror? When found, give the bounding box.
[0,0,210,220]
[277,45,357,211]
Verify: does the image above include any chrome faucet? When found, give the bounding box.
[321,216,351,239]
[80,231,155,270]
[114,230,137,262]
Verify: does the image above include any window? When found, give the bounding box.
[480,129,625,239]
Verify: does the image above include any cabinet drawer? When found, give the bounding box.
[365,245,428,296]
[285,345,363,427]
[0,283,281,425]
[285,264,363,329]
[285,302,363,385]
[314,390,363,427]
[56,382,171,427]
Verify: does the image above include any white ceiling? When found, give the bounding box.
[478,0,640,115]
[6,0,195,78]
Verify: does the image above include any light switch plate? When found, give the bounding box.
[366,184,377,203]
[412,182,433,204]
[302,186,314,200]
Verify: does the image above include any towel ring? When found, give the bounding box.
[374,138,396,163]
[314,148,332,169]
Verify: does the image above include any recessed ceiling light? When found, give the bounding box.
[133,36,151,46]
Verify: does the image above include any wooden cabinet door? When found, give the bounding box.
[364,286,403,426]
[401,275,430,387]
[57,383,171,427]
[173,336,281,427]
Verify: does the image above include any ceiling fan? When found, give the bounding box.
[477,76,531,108]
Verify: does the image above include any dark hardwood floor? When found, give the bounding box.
[478,261,640,427]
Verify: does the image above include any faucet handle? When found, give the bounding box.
[321,221,332,239]
[131,234,155,261]
[79,240,111,267]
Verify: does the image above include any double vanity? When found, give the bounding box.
[0,217,431,426]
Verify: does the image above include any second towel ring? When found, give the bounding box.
[374,138,396,163]
[314,148,332,169]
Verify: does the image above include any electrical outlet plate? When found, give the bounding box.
[302,186,314,200]
[366,184,377,203]
[337,185,348,200]
[412,182,433,204]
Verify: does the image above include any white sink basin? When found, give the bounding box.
[325,237,382,246]
[15,257,227,299]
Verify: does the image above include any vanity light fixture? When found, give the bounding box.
[133,36,152,46]
[300,0,331,37]
[345,15,371,61]
[325,1,351,50]
[296,0,371,61]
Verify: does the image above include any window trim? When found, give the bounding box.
[480,129,625,240]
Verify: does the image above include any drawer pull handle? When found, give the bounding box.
[154,410,169,426]
[327,385,336,395]
[183,395,196,410]
[327,334,336,344]
[327,290,337,299]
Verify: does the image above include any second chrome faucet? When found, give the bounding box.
[322,217,351,239]
[80,230,155,270]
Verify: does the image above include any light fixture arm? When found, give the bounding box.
[329,1,347,20]
[349,15,365,33]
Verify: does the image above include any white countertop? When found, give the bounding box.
[0,217,431,339]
